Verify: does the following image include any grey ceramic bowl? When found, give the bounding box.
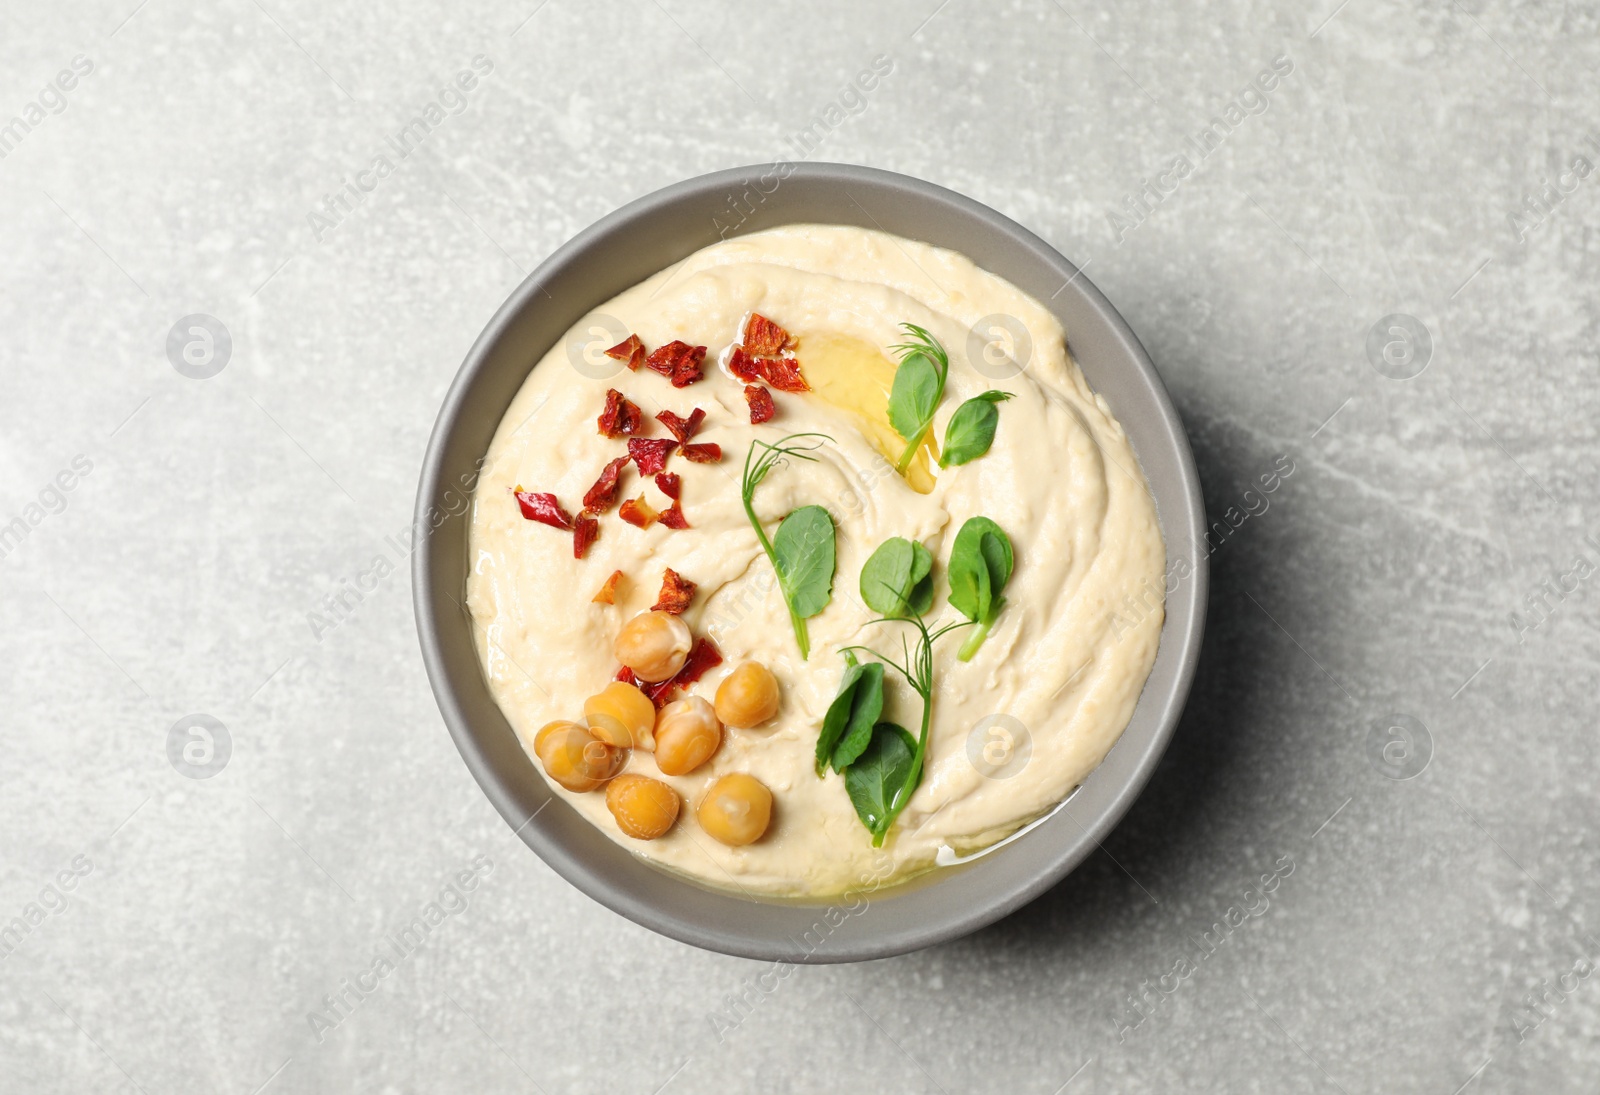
[414,162,1206,963]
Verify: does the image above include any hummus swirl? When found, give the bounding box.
[467,225,1165,897]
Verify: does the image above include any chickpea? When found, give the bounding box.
[613,611,692,682]
[653,696,722,776]
[604,774,681,840]
[697,774,773,846]
[714,661,780,728]
[532,720,623,793]
[584,680,657,749]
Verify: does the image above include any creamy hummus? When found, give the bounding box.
[466,224,1166,897]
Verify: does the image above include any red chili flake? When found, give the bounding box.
[654,472,681,500]
[745,384,776,424]
[604,334,646,371]
[658,502,689,529]
[644,340,707,387]
[742,313,790,356]
[572,515,599,559]
[680,442,722,463]
[513,489,574,530]
[592,569,624,604]
[759,355,809,393]
[652,568,696,614]
[727,346,763,383]
[655,407,706,443]
[627,437,678,476]
[582,456,630,514]
[597,388,644,438]
[618,494,659,529]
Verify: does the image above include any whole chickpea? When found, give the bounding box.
[584,680,657,749]
[713,661,780,728]
[532,720,623,792]
[605,774,681,840]
[697,774,773,846]
[613,611,691,682]
[653,696,722,776]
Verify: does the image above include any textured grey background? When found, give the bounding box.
[2,0,1598,1092]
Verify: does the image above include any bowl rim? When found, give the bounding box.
[414,162,1207,962]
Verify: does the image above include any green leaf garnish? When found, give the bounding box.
[844,722,917,845]
[741,433,837,659]
[886,324,949,474]
[816,652,885,774]
[947,516,1015,661]
[939,390,1014,467]
[858,536,933,619]
[841,614,970,845]
[773,505,837,619]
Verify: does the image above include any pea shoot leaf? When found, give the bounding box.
[741,434,836,659]
[772,504,836,620]
[859,536,934,619]
[844,722,918,846]
[886,324,949,473]
[816,653,886,774]
[947,517,1015,660]
[939,390,1014,467]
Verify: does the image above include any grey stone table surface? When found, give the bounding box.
[2,0,1598,1091]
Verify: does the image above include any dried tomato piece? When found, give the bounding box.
[734,351,807,391]
[675,637,723,687]
[641,677,676,705]
[583,456,630,514]
[644,340,707,387]
[652,568,696,614]
[592,569,624,604]
[680,442,722,463]
[671,348,708,387]
[745,384,776,424]
[613,664,669,706]
[654,472,681,500]
[618,494,659,528]
[644,341,689,378]
[604,334,645,371]
[627,437,678,476]
[623,637,724,706]
[616,664,668,705]
[658,502,688,529]
[742,313,790,356]
[655,407,706,443]
[597,388,644,438]
[572,515,599,559]
[727,346,763,383]
[759,355,809,393]
[513,489,574,530]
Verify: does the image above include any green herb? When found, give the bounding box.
[844,722,917,844]
[773,505,836,619]
[886,324,950,474]
[939,390,1014,467]
[741,433,837,659]
[815,652,885,774]
[841,614,970,846]
[947,516,1015,661]
[858,536,933,619]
